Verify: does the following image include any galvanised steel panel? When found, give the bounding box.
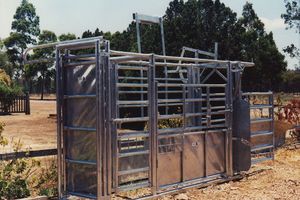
[66,98,96,128]
[232,99,251,172]
[157,151,182,186]
[183,134,205,180]
[206,132,225,176]
[119,154,149,171]
[66,163,97,195]
[65,130,96,162]
[65,64,96,95]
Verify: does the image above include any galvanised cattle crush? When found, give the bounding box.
[24,37,274,199]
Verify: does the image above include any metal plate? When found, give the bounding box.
[66,98,96,128]
[157,136,183,186]
[183,134,205,180]
[206,132,225,176]
[66,163,97,196]
[65,64,96,95]
[65,130,96,162]
[119,155,149,171]
[157,151,181,186]
[232,99,251,172]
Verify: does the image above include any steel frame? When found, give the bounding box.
[24,37,274,200]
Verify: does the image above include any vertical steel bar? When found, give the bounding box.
[114,62,120,192]
[206,87,211,128]
[106,41,112,196]
[55,48,63,199]
[214,42,218,60]
[160,17,166,57]
[95,40,103,200]
[111,63,118,191]
[135,14,142,54]
[149,54,158,194]
[62,50,68,194]
[182,85,186,181]
[102,41,108,198]
[204,130,207,177]
[135,14,144,117]
[160,17,168,115]
[270,92,275,161]
[225,62,233,176]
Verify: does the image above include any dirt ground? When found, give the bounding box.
[0,100,299,199]
[0,100,56,152]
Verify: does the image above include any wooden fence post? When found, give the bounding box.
[25,92,30,115]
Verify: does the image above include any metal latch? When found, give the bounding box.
[232,137,251,146]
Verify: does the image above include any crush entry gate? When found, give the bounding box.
[23,37,274,200]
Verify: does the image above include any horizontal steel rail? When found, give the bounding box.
[251,144,273,152]
[63,126,96,132]
[65,159,97,165]
[119,150,149,158]
[63,94,96,99]
[251,130,273,137]
[243,92,273,96]
[23,36,103,64]
[0,148,57,160]
[118,180,150,192]
[110,50,255,67]
[118,167,150,176]
[68,192,97,199]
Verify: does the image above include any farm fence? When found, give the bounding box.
[0,93,30,115]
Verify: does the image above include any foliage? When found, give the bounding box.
[145,118,183,130]
[0,79,23,114]
[0,123,41,200]
[3,0,40,81]
[0,69,11,86]
[0,70,23,114]
[58,33,76,41]
[281,0,300,31]
[238,2,287,91]
[33,159,57,197]
[29,30,57,100]
[0,44,14,79]
[0,83,22,98]
[0,123,58,199]
[281,69,300,92]
[275,95,300,142]
[276,98,300,124]
[281,0,300,67]
[157,118,183,129]
[91,0,286,91]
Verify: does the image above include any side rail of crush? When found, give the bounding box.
[243,92,275,164]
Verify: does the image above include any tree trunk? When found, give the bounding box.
[41,73,45,100]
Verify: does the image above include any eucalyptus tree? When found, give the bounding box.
[4,0,40,89]
[281,0,300,67]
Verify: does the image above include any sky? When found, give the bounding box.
[0,0,299,69]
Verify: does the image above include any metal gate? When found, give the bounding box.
[109,50,239,195]
[243,92,275,164]
[23,37,274,200]
[56,38,111,199]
